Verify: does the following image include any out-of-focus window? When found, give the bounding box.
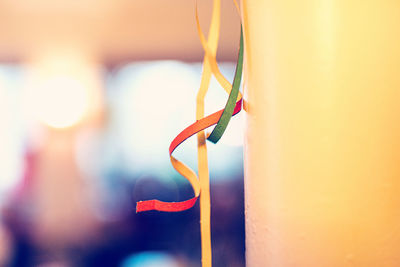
[0,65,26,203]
[97,60,243,182]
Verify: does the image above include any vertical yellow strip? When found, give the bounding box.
[196,0,221,266]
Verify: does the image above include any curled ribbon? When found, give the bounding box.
[135,99,242,212]
[136,1,242,266]
[136,1,243,214]
[136,36,243,212]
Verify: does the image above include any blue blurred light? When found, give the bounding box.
[120,251,180,267]
[99,61,243,182]
[0,65,25,200]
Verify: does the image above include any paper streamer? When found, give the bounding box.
[136,1,243,266]
[195,1,221,266]
[195,6,241,99]
[136,99,242,212]
[207,28,243,143]
[136,44,243,212]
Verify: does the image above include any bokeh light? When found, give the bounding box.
[22,51,100,129]
[0,65,25,199]
[27,75,89,128]
[102,61,243,181]
[121,251,181,267]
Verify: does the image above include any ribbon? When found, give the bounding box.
[136,36,243,212]
[136,0,243,211]
[136,97,242,212]
[136,1,243,266]
[207,28,243,143]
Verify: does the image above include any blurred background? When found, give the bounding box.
[0,0,244,266]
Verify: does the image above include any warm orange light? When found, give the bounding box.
[23,50,100,129]
[29,75,89,129]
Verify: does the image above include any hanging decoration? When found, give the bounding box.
[136,1,243,266]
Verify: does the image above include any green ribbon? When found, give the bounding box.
[207,26,244,144]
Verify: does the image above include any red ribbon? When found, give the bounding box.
[136,99,242,212]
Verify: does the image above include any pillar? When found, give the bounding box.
[242,0,400,266]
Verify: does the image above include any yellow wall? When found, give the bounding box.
[242,0,400,266]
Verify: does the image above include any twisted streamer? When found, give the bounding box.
[136,36,243,212]
[136,1,243,266]
[136,10,243,214]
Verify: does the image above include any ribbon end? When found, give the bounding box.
[136,197,199,213]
